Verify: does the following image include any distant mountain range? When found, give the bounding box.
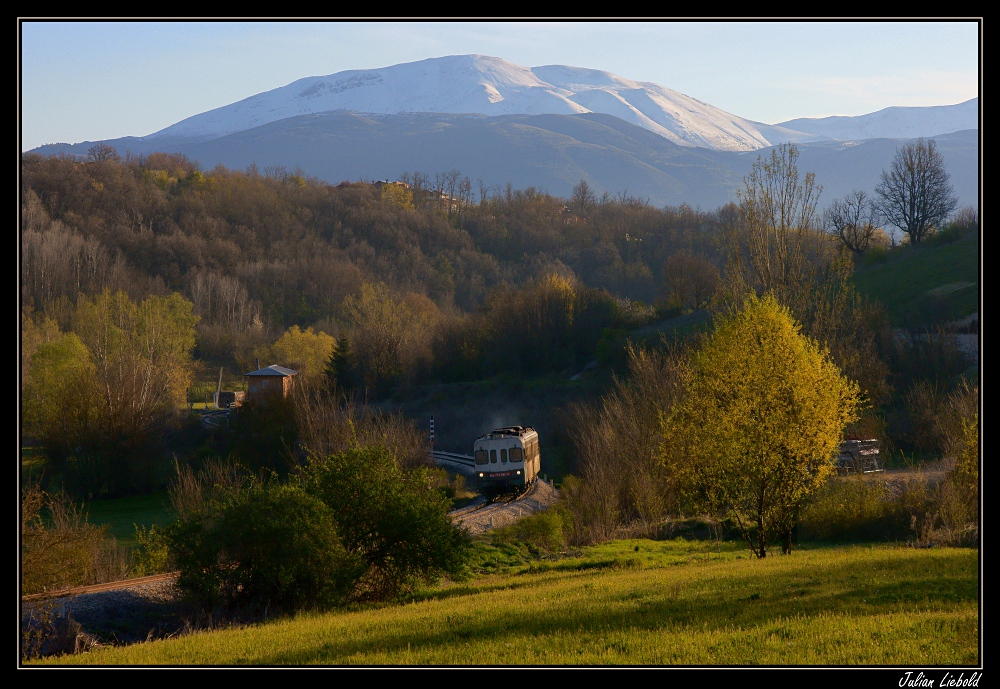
[774,98,979,143]
[28,54,979,210]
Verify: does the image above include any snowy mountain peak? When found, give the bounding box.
[144,55,977,152]
[145,54,772,152]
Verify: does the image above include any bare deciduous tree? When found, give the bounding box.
[825,189,882,255]
[734,143,822,300]
[561,342,685,543]
[86,142,120,163]
[663,250,721,311]
[571,179,596,212]
[293,386,429,471]
[875,138,958,245]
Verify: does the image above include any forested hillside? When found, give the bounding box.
[20,145,978,506]
[21,150,726,374]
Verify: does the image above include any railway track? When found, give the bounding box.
[199,409,229,429]
[450,488,518,517]
[21,571,180,603]
[430,450,476,470]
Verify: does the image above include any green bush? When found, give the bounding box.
[860,245,890,267]
[166,482,362,613]
[131,524,170,578]
[492,506,571,553]
[304,445,472,602]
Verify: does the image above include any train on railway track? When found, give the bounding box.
[473,426,540,497]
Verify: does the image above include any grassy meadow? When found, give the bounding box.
[84,492,173,549]
[852,230,979,328]
[34,539,979,666]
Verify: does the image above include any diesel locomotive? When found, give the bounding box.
[473,426,540,496]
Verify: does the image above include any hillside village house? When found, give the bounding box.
[244,364,299,400]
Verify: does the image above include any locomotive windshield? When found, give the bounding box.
[475,450,487,465]
[510,447,522,462]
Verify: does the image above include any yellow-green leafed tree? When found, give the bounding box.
[20,311,61,385]
[380,182,414,210]
[22,331,98,456]
[342,282,442,393]
[268,325,337,382]
[73,290,199,418]
[22,291,198,495]
[665,293,861,558]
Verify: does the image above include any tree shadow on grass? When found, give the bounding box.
[258,548,977,665]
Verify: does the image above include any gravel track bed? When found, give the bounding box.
[22,580,188,656]
[453,479,559,535]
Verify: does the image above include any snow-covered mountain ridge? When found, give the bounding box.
[145,54,778,152]
[77,54,978,154]
[775,98,979,143]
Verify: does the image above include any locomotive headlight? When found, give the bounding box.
[516,470,521,475]
[478,472,484,478]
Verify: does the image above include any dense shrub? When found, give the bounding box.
[795,471,977,547]
[166,481,361,613]
[164,444,471,613]
[304,445,472,602]
[931,408,979,547]
[130,524,170,578]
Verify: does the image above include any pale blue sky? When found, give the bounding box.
[19,20,981,151]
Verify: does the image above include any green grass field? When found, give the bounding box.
[852,231,979,328]
[20,448,173,549]
[20,447,47,488]
[85,492,173,549]
[34,540,978,666]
